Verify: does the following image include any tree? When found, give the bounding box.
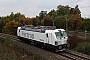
[77,21,82,30]
[39,11,47,20]
[68,14,82,30]
[10,12,14,20]
[36,16,41,25]
[57,5,70,16]
[31,18,37,26]
[81,18,90,31]
[2,20,18,35]
[55,16,65,28]
[42,15,53,26]
[0,20,5,32]
[75,5,81,14]
[48,9,57,17]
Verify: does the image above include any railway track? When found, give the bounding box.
[0,33,90,60]
[64,49,90,60]
[59,49,90,60]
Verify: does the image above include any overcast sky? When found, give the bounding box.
[0,0,90,18]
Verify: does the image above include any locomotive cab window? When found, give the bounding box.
[55,32,61,39]
[55,31,67,39]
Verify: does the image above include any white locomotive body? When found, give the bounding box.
[17,25,69,52]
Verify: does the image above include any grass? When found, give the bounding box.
[74,42,90,55]
[0,37,45,60]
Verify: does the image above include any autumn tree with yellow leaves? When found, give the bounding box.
[2,20,18,35]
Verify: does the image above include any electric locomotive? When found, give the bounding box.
[17,25,69,52]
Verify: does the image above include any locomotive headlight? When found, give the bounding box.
[55,41,58,45]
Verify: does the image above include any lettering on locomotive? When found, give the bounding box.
[22,31,34,39]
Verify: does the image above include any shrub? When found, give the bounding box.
[68,34,83,48]
[74,42,90,55]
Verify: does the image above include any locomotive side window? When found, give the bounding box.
[46,33,48,37]
[19,30,20,32]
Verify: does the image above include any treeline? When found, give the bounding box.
[0,5,90,35]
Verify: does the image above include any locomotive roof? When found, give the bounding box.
[20,25,56,33]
